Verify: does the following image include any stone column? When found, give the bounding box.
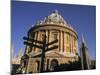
[25,34,31,54]
[46,30,50,51]
[72,36,74,53]
[46,30,48,44]
[66,33,70,52]
[69,33,71,52]
[62,31,64,52]
[59,31,61,52]
[35,31,38,53]
[33,32,37,53]
[64,32,67,52]
[49,31,52,48]
[76,39,78,53]
[73,37,75,53]
[71,35,73,53]
[48,30,50,44]
[37,31,41,52]
[60,31,63,52]
[57,31,59,52]
[68,34,70,52]
[69,34,72,53]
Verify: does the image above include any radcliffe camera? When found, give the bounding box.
[11,1,96,74]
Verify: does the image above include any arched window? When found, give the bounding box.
[50,59,58,71]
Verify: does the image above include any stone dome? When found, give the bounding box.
[36,10,68,26]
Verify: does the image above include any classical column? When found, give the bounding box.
[59,31,63,52]
[69,34,72,53]
[67,33,70,52]
[46,30,48,44]
[48,30,50,44]
[74,37,77,53]
[37,31,40,52]
[38,31,40,41]
[71,35,73,53]
[34,32,38,53]
[62,31,64,52]
[25,34,31,54]
[47,30,50,50]
[33,32,36,52]
[57,31,59,52]
[76,39,78,53]
[49,31,51,42]
[35,31,39,53]
[73,37,75,53]
[64,32,67,52]
[59,31,61,52]
[63,32,65,52]
[49,31,52,48]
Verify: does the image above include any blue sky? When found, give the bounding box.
[11,1,96,60]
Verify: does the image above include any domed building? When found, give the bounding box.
[21,10,79,73]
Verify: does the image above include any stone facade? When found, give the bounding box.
[22,10,78,73]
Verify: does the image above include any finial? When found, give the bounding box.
[55,10,58,13]
[53,9,58,13]
[82,34,85,43]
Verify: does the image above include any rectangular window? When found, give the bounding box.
[40,31,45,41]
[52,31,58,48]
[53,32,58,40]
